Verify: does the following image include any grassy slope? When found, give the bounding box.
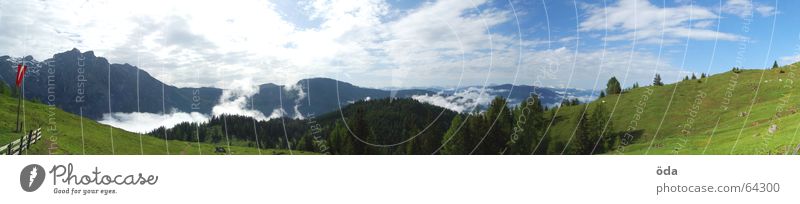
[545,63,800,154]
[0,93,311,155]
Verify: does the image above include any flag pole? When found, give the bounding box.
[15,63,25,133]
[16,85,21,132]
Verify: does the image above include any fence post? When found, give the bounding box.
[5,143,11,155]
[26,130,33,154]
[17,133,25,155]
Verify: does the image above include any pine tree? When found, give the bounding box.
[589,103,612,154]
[405,126,424,155]
[565,105,589,154]
[506,96,545,154]
[417,121,443,155]
[579,105,597,155]
[570,98,580,105]
[653,74,664,86]
[464,113,483,154]
[562,104,612,155]
[691,73,697,80]
[773,61,779,69]
[328,121,353,154]
[598,91,606,98]
[297,134,314,152]
[683,76,689,81]
[548,140,566,155]
[209,126,223,144]
[561,98,571,107]
[528,96,548,155]
[475,97,513,154]
[350,108,370,154]
[606,76,622,95]
[441,115,466,155]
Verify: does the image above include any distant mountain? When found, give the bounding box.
[0,49,597,120]
[0,50,438,120]
[435,84,596,107]
[0,49,220,119]
[249,79,597,118]
[220,78,430,119]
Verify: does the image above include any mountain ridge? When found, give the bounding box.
[1,49,596,121]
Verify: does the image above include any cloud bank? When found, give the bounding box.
[100,78,275,133]
[412,87,494,113]
[98,110,209,134]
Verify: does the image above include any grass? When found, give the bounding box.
[544,63,800,155]
[0,92,314,155]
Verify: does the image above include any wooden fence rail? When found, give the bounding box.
[0,128,42,155]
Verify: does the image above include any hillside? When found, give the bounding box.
[147,63,800,155]
[544,63,800,155]
[0,87,297,155]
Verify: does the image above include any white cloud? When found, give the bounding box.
[722,0,776,18]
[98,110,209,134]
[290,84,306,120]
[211,78,269,120]
[412,87,495,113]
[580,0,742,43]
[379,0,512,83]
[693,20,714,29]
[0,0,694,91]
[0,0,382,87]
[779,54,800,65]
[722,0,754,17]
[0,0,526,89]
[268,108,288,119]
[754,5,776,17]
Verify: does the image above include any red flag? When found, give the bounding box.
[15,63,26,87]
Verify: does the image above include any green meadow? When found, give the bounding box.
[545,63,800,154]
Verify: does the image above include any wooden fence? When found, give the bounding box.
[0,128,42,155]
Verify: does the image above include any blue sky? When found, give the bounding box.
[1,0,799,90]
[481,0,799,88]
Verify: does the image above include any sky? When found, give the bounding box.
[1,0,799,90]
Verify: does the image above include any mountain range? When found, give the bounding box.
[0,49,596,120]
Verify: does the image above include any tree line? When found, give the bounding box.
[148,95,625,155]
